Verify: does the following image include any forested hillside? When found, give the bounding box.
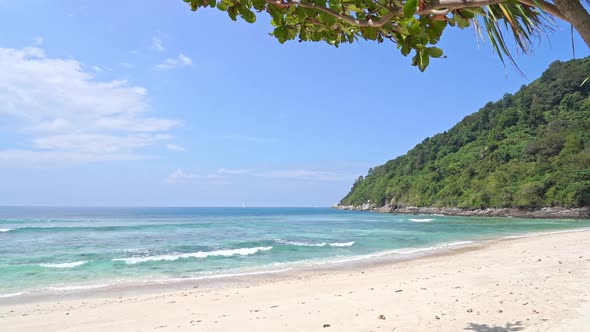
[341,57,590,209]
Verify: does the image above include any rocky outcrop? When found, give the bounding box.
[332,204,590,219]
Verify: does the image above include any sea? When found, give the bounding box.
[1,206,589,300]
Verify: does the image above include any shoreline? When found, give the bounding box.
[2,227,590,306]
[2,229,590,331]
[334,204,590,219]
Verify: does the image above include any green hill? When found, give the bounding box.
[340,57,590,210]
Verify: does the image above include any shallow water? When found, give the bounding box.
[1,206,589,298]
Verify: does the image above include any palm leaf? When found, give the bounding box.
[471,0,555,75]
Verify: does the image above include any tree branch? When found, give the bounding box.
[418,0,505,13]
[265,0,396,28]
[267,0,568,28]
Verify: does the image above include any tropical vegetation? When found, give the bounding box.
[340,57,590,209]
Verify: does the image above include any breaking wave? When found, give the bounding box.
[275,239,355,247]
[40,261,90,269]
[113,246,273,265]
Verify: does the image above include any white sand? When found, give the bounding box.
[1,231,590,331]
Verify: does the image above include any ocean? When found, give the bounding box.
[1,207,589,300]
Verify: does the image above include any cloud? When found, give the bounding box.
[217,168,251,175]
[0,46,180,162]
[152,37,165,52]
[255,170,343,181]
[155,53,192,70]
[0,149,143,163]
[34,37,44,46]
[208,135,275,144]
[163,167,347,184]
[166,144,186,152]
[119,62,135,69]
[165,169,199,183]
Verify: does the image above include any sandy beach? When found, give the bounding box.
[2,230,590,331]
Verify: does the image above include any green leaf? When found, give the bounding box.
[408,20,421,35]
[361,27,378,40]
[403,0,417,18]
[227,5,238,20]
[419,50,430,71]
[217,2,228,11]
[431,20,447,36]
[401,43,411,56]
[240,8,257,23]
[458,9,475,19]
[251,0,266,11]
[426,47,443,58]
[273,26,288,43]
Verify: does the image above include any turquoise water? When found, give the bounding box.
[1,207,589,298]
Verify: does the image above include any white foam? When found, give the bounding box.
[47,284,111,292]
[275,239,355,247]
[40,261,89,269]
[389,246,440,254]
[0,291,27,298]
[409,218,435,222]
[445,241,475,246]
[113,246,273,265]
[329,241,355,247]
[0,228,13,233]
[308,240,477,265]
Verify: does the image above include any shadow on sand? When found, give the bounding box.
[464,321,524,332]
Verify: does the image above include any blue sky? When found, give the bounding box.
[0,1,587,207]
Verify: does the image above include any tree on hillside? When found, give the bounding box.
[182,0,589,71]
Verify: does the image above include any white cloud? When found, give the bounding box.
[34,37,44,46]
[163,167,346,184]
[0,149,144,163]
[165,169,199,183]
[255,170,343,181]
[166,144,186,152]
[119,62,135,69]
[217,168,251,175]
[0,46,181,162]
[152,37,165,52]
[155,53,192,70]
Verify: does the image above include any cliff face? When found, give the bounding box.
[340,58,590,211]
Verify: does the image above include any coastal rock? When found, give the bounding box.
[332,204,590,220]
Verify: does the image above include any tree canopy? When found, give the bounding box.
[183,0,590,71]
[340,57,590,209]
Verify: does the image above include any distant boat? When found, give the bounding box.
[242,202,246,208]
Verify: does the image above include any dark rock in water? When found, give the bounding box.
[333,205,590,220]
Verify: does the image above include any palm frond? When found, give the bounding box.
[471,0,556,75]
